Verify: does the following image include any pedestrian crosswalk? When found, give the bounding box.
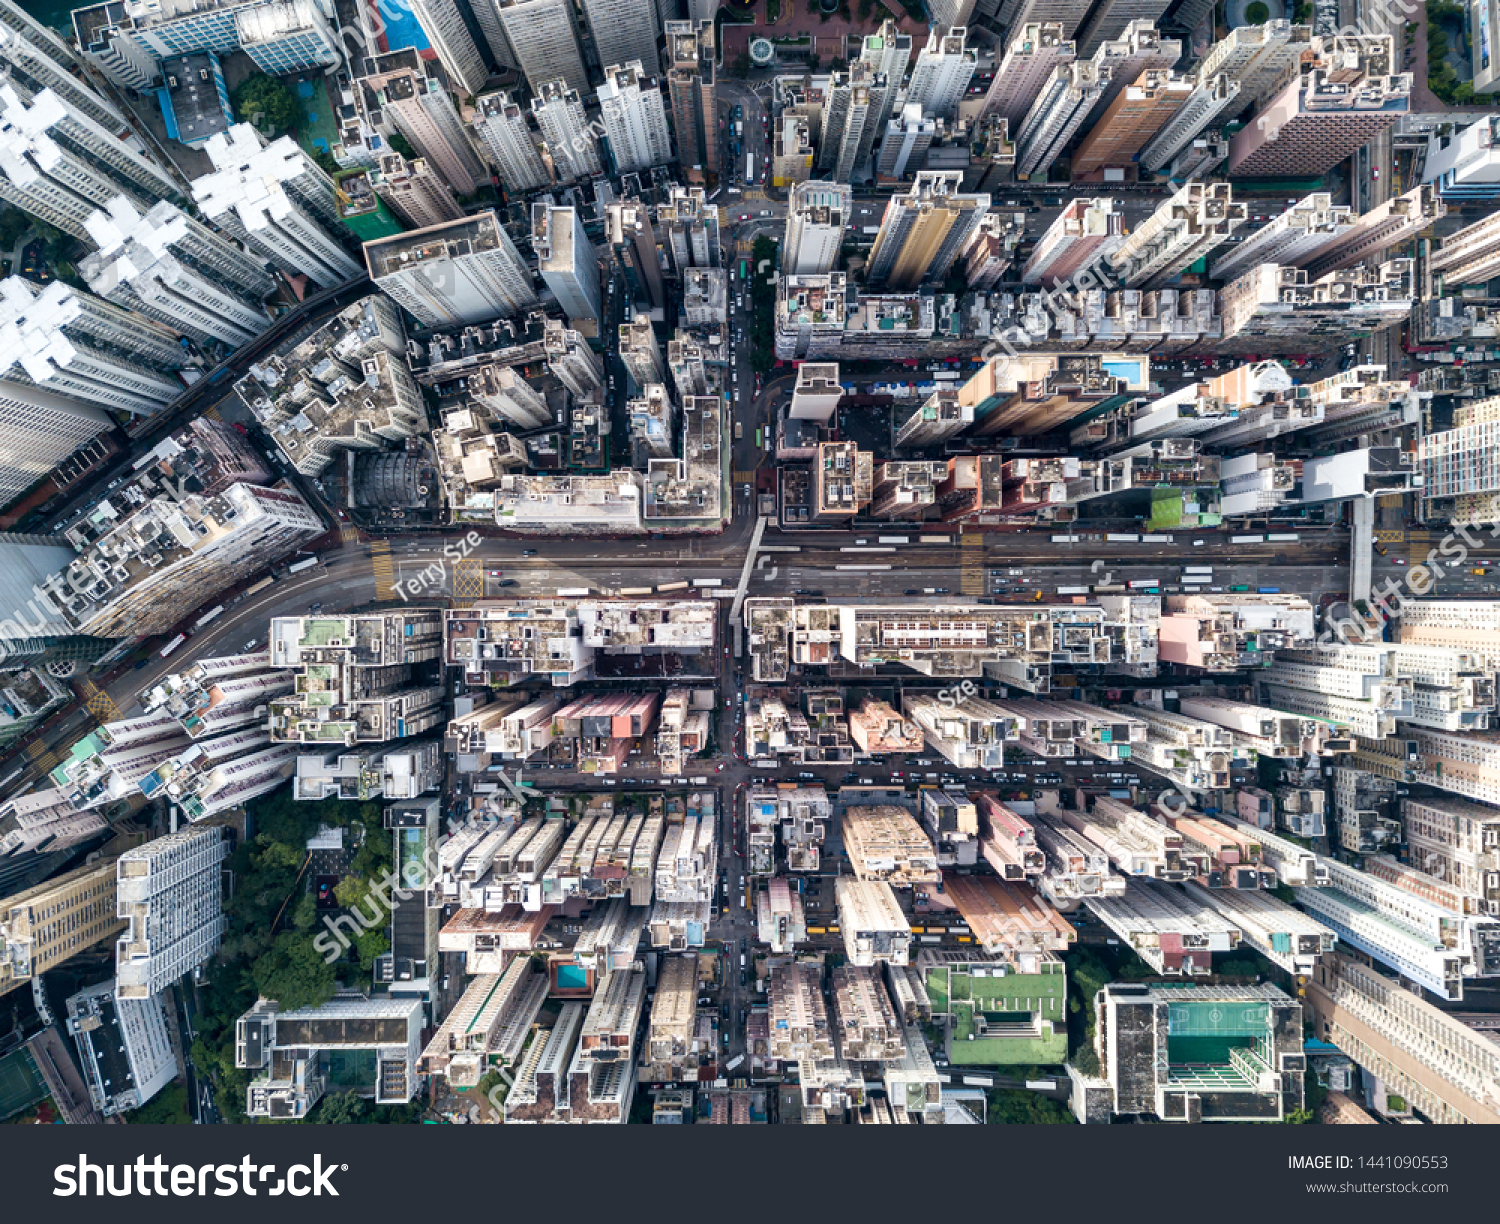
[79,677,119,723]
[452,558,484,602]
[1374,529,1405,544]
[340,525,360,545]
[203,405,223,422]
[371,540,396,601]
[960,533,986,596]
[733,469,757,484]
[25,739,59,775]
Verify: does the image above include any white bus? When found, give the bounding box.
[556,586,590,596]
[159,633,187,658]
[1127,579,1159,589]
[194,605,224,629]
[1231,534,1264,544]
[1055,586,1090,595]
[287,556,318,574]
[692,578,724,588]
[656,580,690,592]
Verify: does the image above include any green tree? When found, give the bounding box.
[312,147,341,175]
[1245,1,1269,21]
[387,131,418,160]
[314,1091,369,1124]
[0,206,28,249]
[251,930,337,1011]
[231,73,302,138]
[1283,1107,1315,1124]
[986,1088,1075,1124]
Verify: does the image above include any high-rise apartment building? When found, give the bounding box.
[80,195,273,348]
[1015,60,1107,177]
[532,79,602,182]
[1308,953,1500,1124]
[867,171,988,290]
[42,482,320,639]
[496,0,587,94]
[0,277,184,416]
[365,211,537,327]
[408,0,488,94]
[665,20,718,180]
[72,0,340,90]
[818,64,877,182]
[269,609,446,746]
[1108,180,1246,288]
[1070,67,1192,175]
[1209,190,1353,281]
[657,183,719,273]
[369,152,463,229]
[1074,0,1172,58]
[1215,259,1414,354]
[0,84,178,241]
[0,384,111,506]
[533,202,601,328]
[875,103,936,180]
[0,0,134,133]
[597,61,672,173]
[0,858,121,997]
[236,294,423,475]
[980,22,1075,128]
[905,26,975,121]
[1228,35,1411,177]
[619,312,666,390]
[471,91,549,190]
[582,0,661,77]
[1138,71,1239,172]
[1429,209,1500,286]
[783,182,850,276]
[359,55,487,195]
[1022,197,1123,284]
[1301,182,1444,279]
[193,124,359,286]
[852,21,911,169]
[1085,21,1180,116]
[115,825,228,999]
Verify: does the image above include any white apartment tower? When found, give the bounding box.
[854,22,912,168]
[533,202,602,326]
[408,0,489,95]
[597,61,672,173]
[0,277,185,416]
[1108,180,1246,289]
[0,378,111,503]
[80,195,274,348]
[783,182,850,275]
[1209,191,1353,281]
[472,91,550,191]
[581,0,662,77]
[532,79,602,181]
[364,211,538,327]
[496,0,588,95]
[1016,60,1107,178]
[0,85,178,241]
[0,3,133,134]
[905,26,976,121]
[193,125,360,287]
[114,825,229,1000]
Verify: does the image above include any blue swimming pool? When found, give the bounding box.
[374,0,430,52]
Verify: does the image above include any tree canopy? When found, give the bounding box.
[231,73,302,138]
